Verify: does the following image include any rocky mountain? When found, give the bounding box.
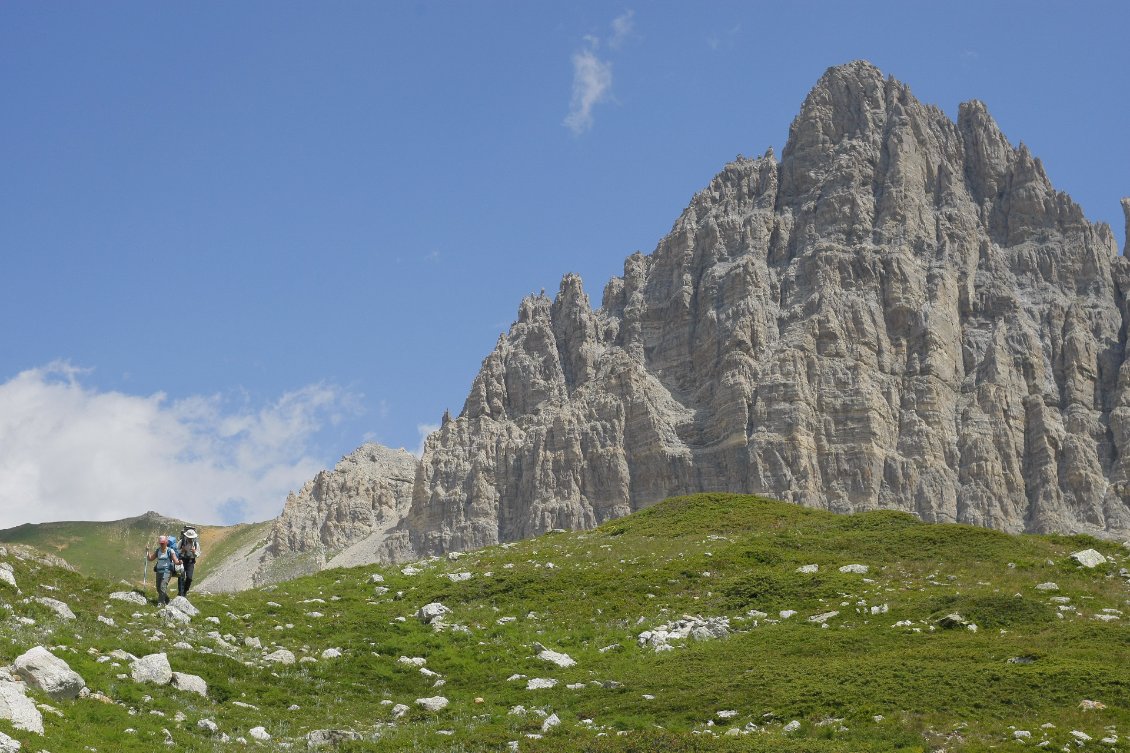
[202,61,1130,590]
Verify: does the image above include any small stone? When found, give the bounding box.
[33,596,76,620]
[249,726,271,741]
[110,591,148,605]
[838,564,869,574]
[263,649,296,665]
[783,720,801,733]
[796,564,818,573]
[1035,582,1059,591]
[416,696,449,712]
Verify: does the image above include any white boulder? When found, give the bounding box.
[0,730,19,752]
[838,564,869,574]
[1071,549,1107,568]
[416,602,451,624]
[170,672,207,696]
[13,646,85,700]
[416,696,449,712]
[131,653,173,685]
[249,726,271,741]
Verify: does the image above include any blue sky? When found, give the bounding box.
[1,2,1127,527]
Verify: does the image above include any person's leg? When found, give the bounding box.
[181,561,195,596]
[157,572,170,605]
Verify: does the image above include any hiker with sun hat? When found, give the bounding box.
[177,526,201,597]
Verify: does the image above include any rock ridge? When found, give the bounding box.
[201,61,1130,588]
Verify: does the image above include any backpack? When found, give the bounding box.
[164,535,180,557]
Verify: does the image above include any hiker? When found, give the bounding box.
[177,527,201,597]
[146,535,181,606]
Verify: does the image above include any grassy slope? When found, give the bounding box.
[0,514,271,587]
[0,493,1126,753]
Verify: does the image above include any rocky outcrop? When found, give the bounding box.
[206,62,1130,588]
[199,444,417,591]
[381,60,1130,560]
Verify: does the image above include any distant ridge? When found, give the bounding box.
[0,512,269,587]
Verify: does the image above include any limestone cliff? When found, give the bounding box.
[202,61,1130,589]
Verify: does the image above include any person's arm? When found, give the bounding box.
[146,548,155,562]
[172,551,181,564]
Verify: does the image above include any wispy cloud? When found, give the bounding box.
[564,10,635,136]
[564,48,614,136]
[609,10,635,49]
[0,362,361,527]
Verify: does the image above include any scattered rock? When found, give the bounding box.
[416,602,451,625]
[391,704,409,719]
[171,672,207,696]
[321,648,342,660]
[1071,549,1107,568]
[534,643,576,668]
[306,729,362,748]
[838,564,869,574]
[0,567,16,590]
[0,731,19,753]
[638,615,730,650]
[13,646,85,700]
[33,596,75,620]
[526,678,557,690]
[1034,582,1059,591]
[542,713,561,732]
[936,613,968,629]
[795,564,818,574]
[807,611,839,624]
[249,726,271,741]
[0,680,44,734]
[263,649,296,665]
[131,653,173,685]
[416,696,449,712]
[110,591,148,605]
[1080,700,1107,711]
[167,596,199,619]
[783,720,801,733]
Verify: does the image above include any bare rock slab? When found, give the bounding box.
[0,680,44,734]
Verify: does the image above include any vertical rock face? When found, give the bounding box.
[383,60,1130,560]
[206,62,1130,587]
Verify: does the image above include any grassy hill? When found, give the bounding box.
[0,493,1127,752]
[0,512,271,587]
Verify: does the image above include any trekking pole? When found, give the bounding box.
[142,548,149,590]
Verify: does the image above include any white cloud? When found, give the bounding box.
[564,11,635,136]
[609,10,634,49]
[564,48,614,136]
[415,422,440,458]
[0,362,360,528]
